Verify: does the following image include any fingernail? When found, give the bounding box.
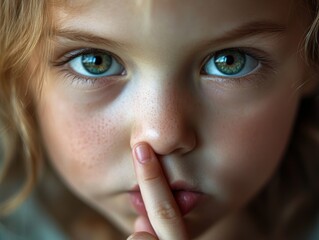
[134,144,151,164]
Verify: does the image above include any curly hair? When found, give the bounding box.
[0,0,53,214]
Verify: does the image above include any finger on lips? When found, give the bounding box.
[132,143,188,240]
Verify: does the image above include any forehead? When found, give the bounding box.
[55,0,306,48]
[59,0,298,23]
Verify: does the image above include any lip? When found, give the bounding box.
[129,181,203,217]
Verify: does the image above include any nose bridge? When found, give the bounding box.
[130,76,196,156]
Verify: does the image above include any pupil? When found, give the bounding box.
[94,56,102,65]
[82,53,112,75]
[225,55,235,65]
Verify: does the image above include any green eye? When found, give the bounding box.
[82,53,112,74]
[214,50,245,75]
[203,49,259,77]
[69,51,124,77]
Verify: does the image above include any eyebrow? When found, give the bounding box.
[54,28,127,49]
[202,21,287,47]
[54,21,286,49]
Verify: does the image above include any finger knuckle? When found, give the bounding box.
[143,173,160,182]
[152,201,179,220]
[142,166,161,183]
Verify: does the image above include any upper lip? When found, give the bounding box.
[130,180,201,193]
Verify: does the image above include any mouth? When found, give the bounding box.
[129,181,203,217]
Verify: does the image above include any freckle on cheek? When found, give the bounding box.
[66,116,119,175]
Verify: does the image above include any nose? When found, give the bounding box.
[130,77,197,156]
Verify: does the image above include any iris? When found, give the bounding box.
[214,50,246,75]
[82,53,112,74]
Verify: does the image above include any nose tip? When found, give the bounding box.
[131,120,197,156]
[130,92,197,156]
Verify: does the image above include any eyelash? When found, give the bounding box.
[53,47,275,88]
[200,48,275,86]
[53,48,126,88]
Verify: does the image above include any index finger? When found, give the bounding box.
[132,143,188,240]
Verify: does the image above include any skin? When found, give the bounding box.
[34,0,313,239]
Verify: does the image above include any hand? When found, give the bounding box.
[127,143,188,240]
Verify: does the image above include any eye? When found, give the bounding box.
[202,49,259,77]
[69,52,124,77]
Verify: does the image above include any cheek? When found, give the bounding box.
[38,93,127,195]
[202,87,299,205]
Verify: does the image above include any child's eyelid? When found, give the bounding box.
[51,48,114,67]
[200,47,276,74]
[240,48,276,69]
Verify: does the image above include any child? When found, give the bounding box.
[1,0,319,239]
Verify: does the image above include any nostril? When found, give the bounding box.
[173,147,190,156]
[153,132,196,156]
[176,133,197,155]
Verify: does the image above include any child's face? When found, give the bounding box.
[36,0,310,237]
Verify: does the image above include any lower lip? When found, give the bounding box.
[129,191,202,216]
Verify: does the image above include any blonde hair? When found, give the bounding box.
[0,0,318,238]
[0,0,53,214]
[305,0,319,64]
